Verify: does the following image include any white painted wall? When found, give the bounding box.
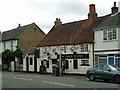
[36,44,93,74]
[2,40,17,52]
[118,27,120,49]
[0,42,2,64]
[23,57,26,71]
[94,28,119,51]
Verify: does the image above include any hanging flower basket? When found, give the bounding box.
[47,52,50,55]
[73,51,77,54]
[55,52,58,55]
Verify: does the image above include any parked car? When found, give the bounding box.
[86,64,120,84]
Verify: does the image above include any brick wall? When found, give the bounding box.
[17,24,45,53]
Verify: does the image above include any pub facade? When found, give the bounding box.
[36,44,93,74]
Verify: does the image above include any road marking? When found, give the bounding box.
[19,75,24,76]
[13,77,33,81]
[42,81,75,87]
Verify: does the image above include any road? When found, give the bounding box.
[1,71,119,89]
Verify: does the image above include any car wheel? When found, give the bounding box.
[114,75,120,84]
[89,74,95,81]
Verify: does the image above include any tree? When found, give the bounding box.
[2,48,22,71]
[13,48,22,58]
[2,49,14,71]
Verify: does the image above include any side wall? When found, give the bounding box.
[17,24,45,53]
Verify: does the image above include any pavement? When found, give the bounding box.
[2,71,87,79]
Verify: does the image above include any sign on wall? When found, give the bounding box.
[57,54,89,59]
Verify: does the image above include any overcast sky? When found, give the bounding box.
[0,0,119,34]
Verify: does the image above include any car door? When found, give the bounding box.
[94,65,103,79]
[102,65,113,80]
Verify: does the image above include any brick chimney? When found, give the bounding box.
[88,4,97,19]
[111,2,118,14]
[54,18,62,27]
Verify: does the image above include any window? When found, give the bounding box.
[65,60,69,69]
[103,28,117,41]
[99,56,107,64]
[115,55,120,67]
[30,57,33,65]
[81,60,89,66]
[94,65,103,70]
[73,60,78,69]
[81,44,88,52]
[33,28,37,32]
[11,41,13,51]
[103,30,107,40]
[47,61,49,68]
[4,42,6,50]
[103,65,109,71]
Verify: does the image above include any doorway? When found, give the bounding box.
[26,57,29,72]
[34,57,37,73]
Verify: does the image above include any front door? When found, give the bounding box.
[26,57,29,72]
[34,57,37,73]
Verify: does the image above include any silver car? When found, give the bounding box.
[86,64,120,84]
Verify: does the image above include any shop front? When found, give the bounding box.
[95,51,120,67]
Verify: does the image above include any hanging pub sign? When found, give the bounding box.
[57,54,89,59]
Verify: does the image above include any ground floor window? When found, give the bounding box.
[115,55,120,67]
[81,60,89,66]
[65,60,69,69]
[73,59,78,69]
[99,56,107,64]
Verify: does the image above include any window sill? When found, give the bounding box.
[103,39,118,42]
[80,64,90,66]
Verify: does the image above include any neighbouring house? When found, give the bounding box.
[0,32,2,65]
[23,3,117,74]
[94,2,120,67]
[2,23,45,71]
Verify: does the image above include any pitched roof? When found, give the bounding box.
[38,15,110,47]
[95,12,120,30]
[2,23,34,41]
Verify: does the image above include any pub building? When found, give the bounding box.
[23,2,118,74]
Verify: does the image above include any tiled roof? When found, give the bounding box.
[95,12,120,30]
[38,15,110,47]
[2,23,34,41]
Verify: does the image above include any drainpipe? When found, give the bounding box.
[93,43,94,66]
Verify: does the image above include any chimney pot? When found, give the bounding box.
[18,24,21,28]
[114,2,116,7]
[54,18,62,27]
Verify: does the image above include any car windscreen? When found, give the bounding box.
[111,65,120,70]
[109,65,118,70]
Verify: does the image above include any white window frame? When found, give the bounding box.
[103,28,118,41]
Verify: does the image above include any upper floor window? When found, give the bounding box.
[4,42,6,50]
[33,28,37,32]
[81,44,88,52]
[103,28,117,41]
[11,41,13,51]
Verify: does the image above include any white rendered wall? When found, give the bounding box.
[94,28,119,51]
